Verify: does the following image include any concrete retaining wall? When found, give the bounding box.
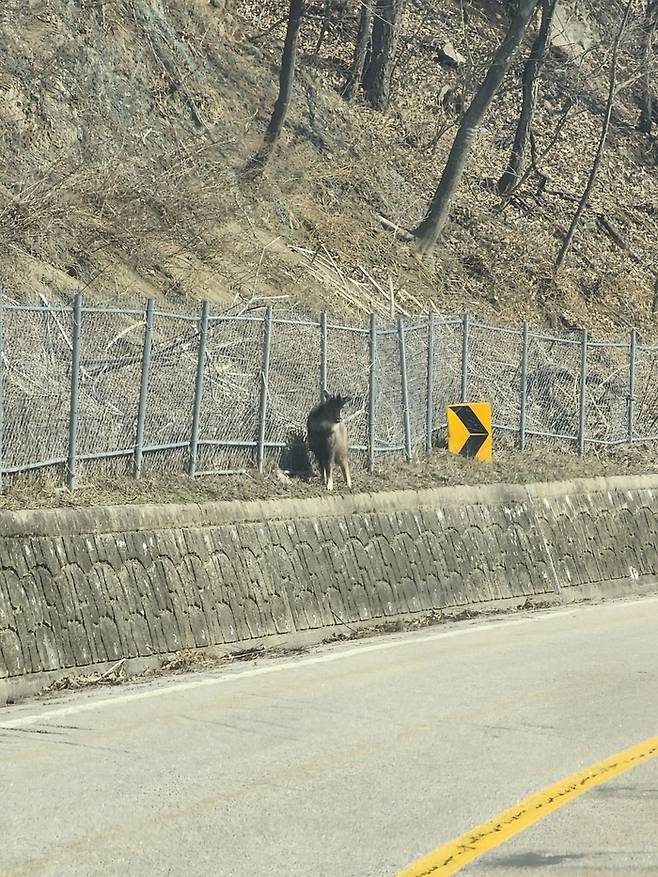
[1,475,657,698]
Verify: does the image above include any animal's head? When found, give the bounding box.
[321,391,352,422]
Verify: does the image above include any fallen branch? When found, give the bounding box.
[396,285,430,313]
[596,213,655,273]
[595,212,658,313]
[99,658,126,680]
[247,15,287,43]
[376,214,415,242]
[360,266,412,317]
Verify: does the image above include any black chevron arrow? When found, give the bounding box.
[452,405,489,459]
[452,405,487,436]
[460,432,488,459]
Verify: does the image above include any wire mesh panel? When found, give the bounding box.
[326,323,370,466]
[2,305,72,473]
[140,311,199,476]
[585,342,629,445]
[77,309,145,473]
[265,318,321,472]
[468,323,523,441]
[194,316,263,474]
[524,334,582,444]
[2,294,657,487]
[373,326,404,460]
[634,344,658,441]
[430,317,462,444]
[403,320,430,453]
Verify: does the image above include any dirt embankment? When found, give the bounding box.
[0,0,657,337]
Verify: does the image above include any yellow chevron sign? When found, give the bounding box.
[447,402,492,462]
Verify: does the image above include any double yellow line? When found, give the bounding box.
[396,734,658,876]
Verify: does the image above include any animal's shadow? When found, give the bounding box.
[278,429,312,478]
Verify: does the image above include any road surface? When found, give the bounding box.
[2,596,658,876]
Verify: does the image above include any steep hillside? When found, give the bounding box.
[1,0,657,336]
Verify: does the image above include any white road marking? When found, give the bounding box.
[1,596,656,729]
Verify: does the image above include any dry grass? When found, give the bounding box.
[0,0,656,338]
[3,441,658,511]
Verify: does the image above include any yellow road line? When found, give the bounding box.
[395,734,658,877]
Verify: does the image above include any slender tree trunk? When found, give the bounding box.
[555,0,633,273]
[313,0,331,57]
[362,0,404,111]
[246,0,305,175]
[498,0,557,195]
[413,0,540,255]
[344,1,373,100]
[638,0,658,134]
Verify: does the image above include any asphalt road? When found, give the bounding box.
[2,596,657,877]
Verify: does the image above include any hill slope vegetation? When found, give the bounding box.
[0,0,657,337]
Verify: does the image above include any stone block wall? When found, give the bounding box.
[1,475,657,682]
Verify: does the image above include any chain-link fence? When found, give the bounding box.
[0,293,654,489]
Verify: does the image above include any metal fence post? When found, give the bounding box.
[461,312,469,401]
[368,314,377,473]
[398,317,412,463]
[67,293,83,491]
[519,321,529,450]
[628,328,637,443]
[188,300,209,477]
[578,328,588,456]
[133,298,155,479]
[426,312,435,454]
[257,306,273,473]
[320,311,328,400]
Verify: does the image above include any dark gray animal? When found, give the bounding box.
[306,392,352,491]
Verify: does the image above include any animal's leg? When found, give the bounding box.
[326,460,334,491]
[321,464,327,486]
[340,459,352,490]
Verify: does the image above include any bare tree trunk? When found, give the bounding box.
[413,0,540,255]
[555,0,633,273]
[362,0,404,111]
[344,1,373,100]
[246,0,306,175]
[498,0,557,195]
[313,0,331,57]
[639,0,658,134]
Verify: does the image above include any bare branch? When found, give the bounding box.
[554,0,633,274]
